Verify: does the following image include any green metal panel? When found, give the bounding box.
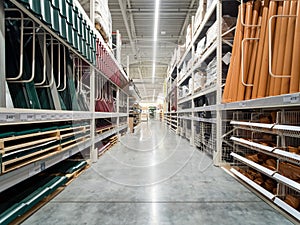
[50,5,60,33]
[66,23,73,45]
[82,20,87,41]
[66,1,73,25]
[77,13,83,37]
[72,30,79,50]
[51,0,59,9]
[28,0,41,18]
[72,6,79,31]
[40,1,52,25]
[59,16,67,39]
[58,0,67,18]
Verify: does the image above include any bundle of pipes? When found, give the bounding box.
[223,0,300,103]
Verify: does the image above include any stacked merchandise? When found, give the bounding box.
[223,0,300,103]
[194,71,206,92]
[79,0,112,47]
[176,44,186,64]
[195,37,206,59]
[205,57,217,87]
[185,24,193,48]
[194,0,207,33]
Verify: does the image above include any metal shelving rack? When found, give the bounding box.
[164,0,300,222]
[0,0,129,194]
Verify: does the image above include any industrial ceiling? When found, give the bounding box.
[108,0,198,103]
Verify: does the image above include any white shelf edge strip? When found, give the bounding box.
[230,137,275,152]
[273,173,300,192]
[273,149,300,162]
[230,168,275,200]
[230,152,276,176]
[273,125,300,132]
[274,197,300,220]
[230,121,274,129]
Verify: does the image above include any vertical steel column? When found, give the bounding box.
[214,0,223,166]
[89,0,97,162]
[127,95,130,133]
[116,88,120,137]
[0,1,6,107]
[190,19,195,145]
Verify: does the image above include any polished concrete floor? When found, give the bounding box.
[23,120,293,225]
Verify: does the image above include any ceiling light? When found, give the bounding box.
[161,31,166,35]
[152,0,160,84]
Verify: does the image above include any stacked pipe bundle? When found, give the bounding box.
[223,0,300,103]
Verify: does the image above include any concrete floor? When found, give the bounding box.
[22,121,293,225]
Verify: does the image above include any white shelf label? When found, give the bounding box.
[5,114,16,122]
[283,94,300,104]
[21,114,34,121]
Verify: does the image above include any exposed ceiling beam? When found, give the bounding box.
[117,0,136,54]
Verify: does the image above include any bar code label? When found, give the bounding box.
[21,114,34,121]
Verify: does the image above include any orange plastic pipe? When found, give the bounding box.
[256,0,278,98]
[237,1,253,101]
[268,1,283,96]
[273,1,290,96]
[252,0,271,99]
[222,5,245,103]
[290,1,300,93]
[281,1,297,94]
[245,1,262,100]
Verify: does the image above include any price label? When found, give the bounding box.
[40,162,46,171]
[0,114,6,122]
[283,94,300,104]
[22,114,34,121]
[6,114,16,122]
[36,114,42,120]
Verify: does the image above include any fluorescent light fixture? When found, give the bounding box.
[152,0,160,84]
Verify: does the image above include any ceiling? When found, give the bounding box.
[108,0,198,102]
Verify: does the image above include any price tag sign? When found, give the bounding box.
[21,114,34,121]
[283,94,300,104]
[6,114,16,122]
[36,114,42,120]
[40,162,46,171]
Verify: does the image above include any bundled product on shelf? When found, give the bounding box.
[194,0,207,33]
[205,57,217,87]
[79,0,112,45]
[188,78,193,94]
[195,37,206,58]
[206,0,214,12]
[223,0,300,103]
[185,24,193,48]
[194,71,207,91]
[176,44,186,63]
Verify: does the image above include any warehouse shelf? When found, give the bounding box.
[230,167,275,200]
[178,69,193,87]
[178,95,193,105]
[95,112,128,119]
[193,86,217,101]
[193,117,216,124]
[194,105,217,112]
[0,108,92,125]
[222,93,300,110]
[192,2,217,43]
[0,0,129,204]
[177,44,193,69]
[231,152,300,193]
[231,152,276,177]
[232,167,300,221]
[193,41,217,69]
[230,121,275,130]
[0,138,92,193]
[274,197,300,221]
[230,137,275,153]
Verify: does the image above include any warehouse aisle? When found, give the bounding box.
[23,121,293,225]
